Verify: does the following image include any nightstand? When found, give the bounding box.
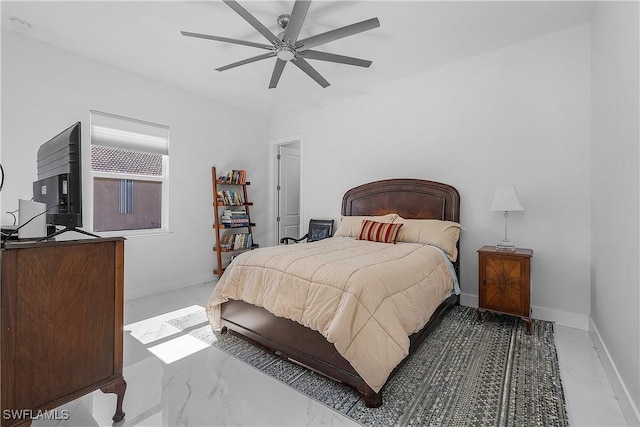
[477,245,533,334]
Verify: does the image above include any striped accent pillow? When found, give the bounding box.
[358,220,403,244]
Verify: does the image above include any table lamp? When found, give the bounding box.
[490,185,524,251]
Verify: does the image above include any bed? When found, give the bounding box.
[206,178,461,407]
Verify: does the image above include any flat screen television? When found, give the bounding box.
[32,122,93,238]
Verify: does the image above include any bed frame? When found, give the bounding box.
[220,178,461,407]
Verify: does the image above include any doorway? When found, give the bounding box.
[273,138,301,245]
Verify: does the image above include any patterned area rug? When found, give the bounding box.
[173,306,569,426]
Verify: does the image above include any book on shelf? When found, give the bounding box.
[221,209,249,227]
[218,169,247,185]
[216,190,245,206]
[219,233,252,251]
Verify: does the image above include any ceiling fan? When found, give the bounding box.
[181,0,380,89]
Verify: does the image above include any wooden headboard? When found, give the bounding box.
[341,178,461,274]
[341,178,460,222]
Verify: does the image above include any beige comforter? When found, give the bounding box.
[206,237,455,392]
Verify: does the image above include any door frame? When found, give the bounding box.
[270,135,304,247]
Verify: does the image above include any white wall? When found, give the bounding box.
[590,1,640,422]
[271,24,592,328]
[1,30,271,299]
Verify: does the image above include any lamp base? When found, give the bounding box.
[496,241,516,251]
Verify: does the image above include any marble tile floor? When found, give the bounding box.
[33,282,627,427]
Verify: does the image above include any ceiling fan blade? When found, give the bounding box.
[299,50,372,67]
[216,52,276,72]
[282,0,311,45]
[296,17,380,51]
[291,57,330,88]
[223,0,281,46]
[269,59,287,89]
[181,31,273,50]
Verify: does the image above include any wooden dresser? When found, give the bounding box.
[477,245,533,334]
[1,238,126,427]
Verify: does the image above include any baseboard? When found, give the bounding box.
[459,293,478,309]
[459,293,589,330]
[530,305,589,330]
[589,318,640,427]
[125,273,216,301]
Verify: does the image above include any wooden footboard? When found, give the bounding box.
[220,294,459,407]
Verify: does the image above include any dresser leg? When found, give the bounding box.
[101,378,127,422]
[524,318,533,335]
[477,308,485,322]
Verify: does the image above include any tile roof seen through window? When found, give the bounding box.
[91,145,163,176]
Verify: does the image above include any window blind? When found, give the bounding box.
[90,110,169,156]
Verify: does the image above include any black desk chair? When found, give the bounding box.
[280,219,334,244]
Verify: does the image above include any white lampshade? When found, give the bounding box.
[490,185,524,212]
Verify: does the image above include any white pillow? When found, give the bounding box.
[392,217,461,261]
[334,214,398,238]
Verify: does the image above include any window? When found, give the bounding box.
[90,111,169,233]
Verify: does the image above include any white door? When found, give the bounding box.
[277,145,300,244]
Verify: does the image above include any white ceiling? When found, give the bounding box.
[2,1,594,117]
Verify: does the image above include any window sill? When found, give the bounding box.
[95,229,172,239]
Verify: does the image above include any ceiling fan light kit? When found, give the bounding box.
[181,0,380,89]
[276,45,296,61]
